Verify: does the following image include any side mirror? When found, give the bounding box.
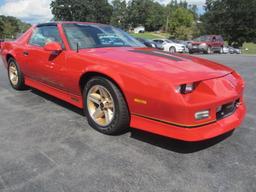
[44,42,62,52]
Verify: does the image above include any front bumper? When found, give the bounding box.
[130,101,246,142]
[176,47,186,53]
[189,47,207,53]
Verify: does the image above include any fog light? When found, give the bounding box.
[195,110,210,120]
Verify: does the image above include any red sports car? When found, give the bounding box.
[0,22,246,141]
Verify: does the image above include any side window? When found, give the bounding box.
[29,26,63,47]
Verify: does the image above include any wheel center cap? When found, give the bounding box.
[100,102,105,109]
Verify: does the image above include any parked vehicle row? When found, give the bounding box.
[136,35,241,55]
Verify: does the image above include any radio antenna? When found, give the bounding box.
[76,42,79,53]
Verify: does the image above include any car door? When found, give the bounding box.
[23,24,68,91]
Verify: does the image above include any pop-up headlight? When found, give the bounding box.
[177,83,196,94]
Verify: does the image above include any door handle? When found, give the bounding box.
[23,51,29,56]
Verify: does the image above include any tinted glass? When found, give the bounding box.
[194,36,211,42]
[63,23,145,50]
[29,26,62,47]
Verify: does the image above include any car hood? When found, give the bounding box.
[78,47,233,84]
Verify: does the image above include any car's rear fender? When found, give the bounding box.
[1,42,17,69]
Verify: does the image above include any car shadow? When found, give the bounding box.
[130,128,234,154]
[30,88,130,135]
[30,88,234,152]
[30,88,84,116]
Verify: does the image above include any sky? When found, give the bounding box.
[0,0,206,24]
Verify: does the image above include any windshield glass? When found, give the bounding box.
[193,36,211,42]
[165,39,174,43]
[63,23,145,50]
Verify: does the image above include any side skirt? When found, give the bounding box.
[25,77,83,109]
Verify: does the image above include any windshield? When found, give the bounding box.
[63,23,145,50]
[193,36,211,42]
[165,39,174,43]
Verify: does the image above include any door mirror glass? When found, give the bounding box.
[44,42,62,52]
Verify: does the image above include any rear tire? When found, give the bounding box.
[83,76,130,135]
[8,58,26,90]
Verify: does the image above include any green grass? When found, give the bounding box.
[130,32,168,39]
[242,42,256,54]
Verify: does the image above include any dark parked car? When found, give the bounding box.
[0,39,4,49]
[136,37,160,49]
[228,46,241,54]
[187,35,224,54]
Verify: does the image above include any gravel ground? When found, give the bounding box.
[0,54,255,192]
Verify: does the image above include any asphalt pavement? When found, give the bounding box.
[0,54,255,192]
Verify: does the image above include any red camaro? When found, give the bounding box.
[0,22,246,141]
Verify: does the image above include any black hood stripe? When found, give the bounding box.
[129,50,183,61]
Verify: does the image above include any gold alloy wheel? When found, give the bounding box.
[87,85,115,126]
[9,62,19,86]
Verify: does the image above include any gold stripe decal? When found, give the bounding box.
[134,98,147,104]
[132,113,216,128]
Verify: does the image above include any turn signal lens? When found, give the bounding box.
[195,110,210,120]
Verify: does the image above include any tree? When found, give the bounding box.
[127,0,165,31]
[202,0,256,47]
[0,15,30,39]
[145,2,165,31]
[167,7,195,39]
[110,0,128,29]
[51,0,113,24]
[0,17,4,36]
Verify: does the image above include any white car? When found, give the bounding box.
[222,46,230,54]
[153,39,186,53]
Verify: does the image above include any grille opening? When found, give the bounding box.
[216,99,240,120]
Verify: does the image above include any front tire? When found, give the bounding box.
[83,77,130,135]
[8,58,26,90]
[219,47,224,54]
[204,46,212,54]
[169,46,176,53]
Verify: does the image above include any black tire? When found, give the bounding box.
[169,46,176,53]
[189,50,194,54]
[83,76,130,135]
[7,58,26,90]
